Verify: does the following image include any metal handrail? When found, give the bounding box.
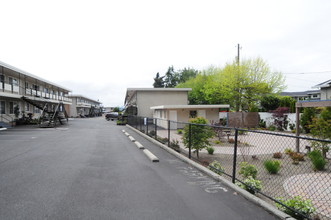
[0,114,14,126]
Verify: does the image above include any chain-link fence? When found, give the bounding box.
[127,115,331,220]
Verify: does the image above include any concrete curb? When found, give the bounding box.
[134,141,145,149]
[143,149,159,162]
[128,136,136,142]
[0,128,8,131]
[126,125,294,220]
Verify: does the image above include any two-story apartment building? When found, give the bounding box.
[0,60,71,126]
[313,79,331,100]
[68,95,102,117]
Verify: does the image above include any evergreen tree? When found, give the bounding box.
[153,72,164,88]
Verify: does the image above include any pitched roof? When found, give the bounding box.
[313,79,331,88]
[124,88,192,105]
[0,60,71,92]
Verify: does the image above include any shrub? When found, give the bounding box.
[290,152,305,161]
[149,130,156,136]
[228,138,235,144]
[158,137,168,144]
[264,160,281,174]
[272,107,290,131]
[284,148,293,155]
[311,157,326,171]
[170,139,179,148]
[308,150,326,171]
[208,160,224,175]
[259,119,266,128]
[206,146,214,155]
[237,176,262,194]
[275,196,316,220]
[214,140,221,144]
[239,162,257,179]
[308,149,322,159]
[177,129,183,134]
[289,123,295,131]
[273,152,282,159]
[268,125,276,131]
[170,139,180,152]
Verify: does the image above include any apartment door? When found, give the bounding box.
[169,110,177,130]
[0,101,5,114]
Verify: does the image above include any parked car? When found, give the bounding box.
[105,112,119,121]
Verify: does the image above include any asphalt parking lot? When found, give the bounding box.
[0,117,280,220]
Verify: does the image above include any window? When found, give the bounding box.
[34,106,40,113]
[25,103,30,111]
[9,77,18,86]
[0,101,5,114]
[32,84,39,91]
[25,82,29,89]
[189,110,197,118]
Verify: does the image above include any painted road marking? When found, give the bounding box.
[177,166,228,193]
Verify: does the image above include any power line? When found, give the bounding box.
[283,71,331,75]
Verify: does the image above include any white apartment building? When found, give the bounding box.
[0,60,71,126]
[68,95,102,117]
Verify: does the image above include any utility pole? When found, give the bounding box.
[235,43,242,112]
[236,43,241,65]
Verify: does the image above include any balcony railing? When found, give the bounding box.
[1,83,71,103]
[0,82,19,94]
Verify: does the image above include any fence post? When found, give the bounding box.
[155,118,157,140]
[168,120,171,148]
[232,129,239,184]
[146,118,149,135]
[189,124,192,159]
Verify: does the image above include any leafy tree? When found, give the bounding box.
[182,117,214,159]
[153,72,164,88]
[221,58,286,111]
[177,67,198,84]
[300,107,316,133]
[177,73,210,104]
[260,95,280,111]
[113,107,120,112]
[309,107,331,157]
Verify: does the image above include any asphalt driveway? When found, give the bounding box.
[0,117,279,220]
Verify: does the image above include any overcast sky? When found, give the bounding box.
[1,0,331,107]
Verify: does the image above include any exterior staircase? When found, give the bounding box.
[21,96,68,128]
[0,114,14,128]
